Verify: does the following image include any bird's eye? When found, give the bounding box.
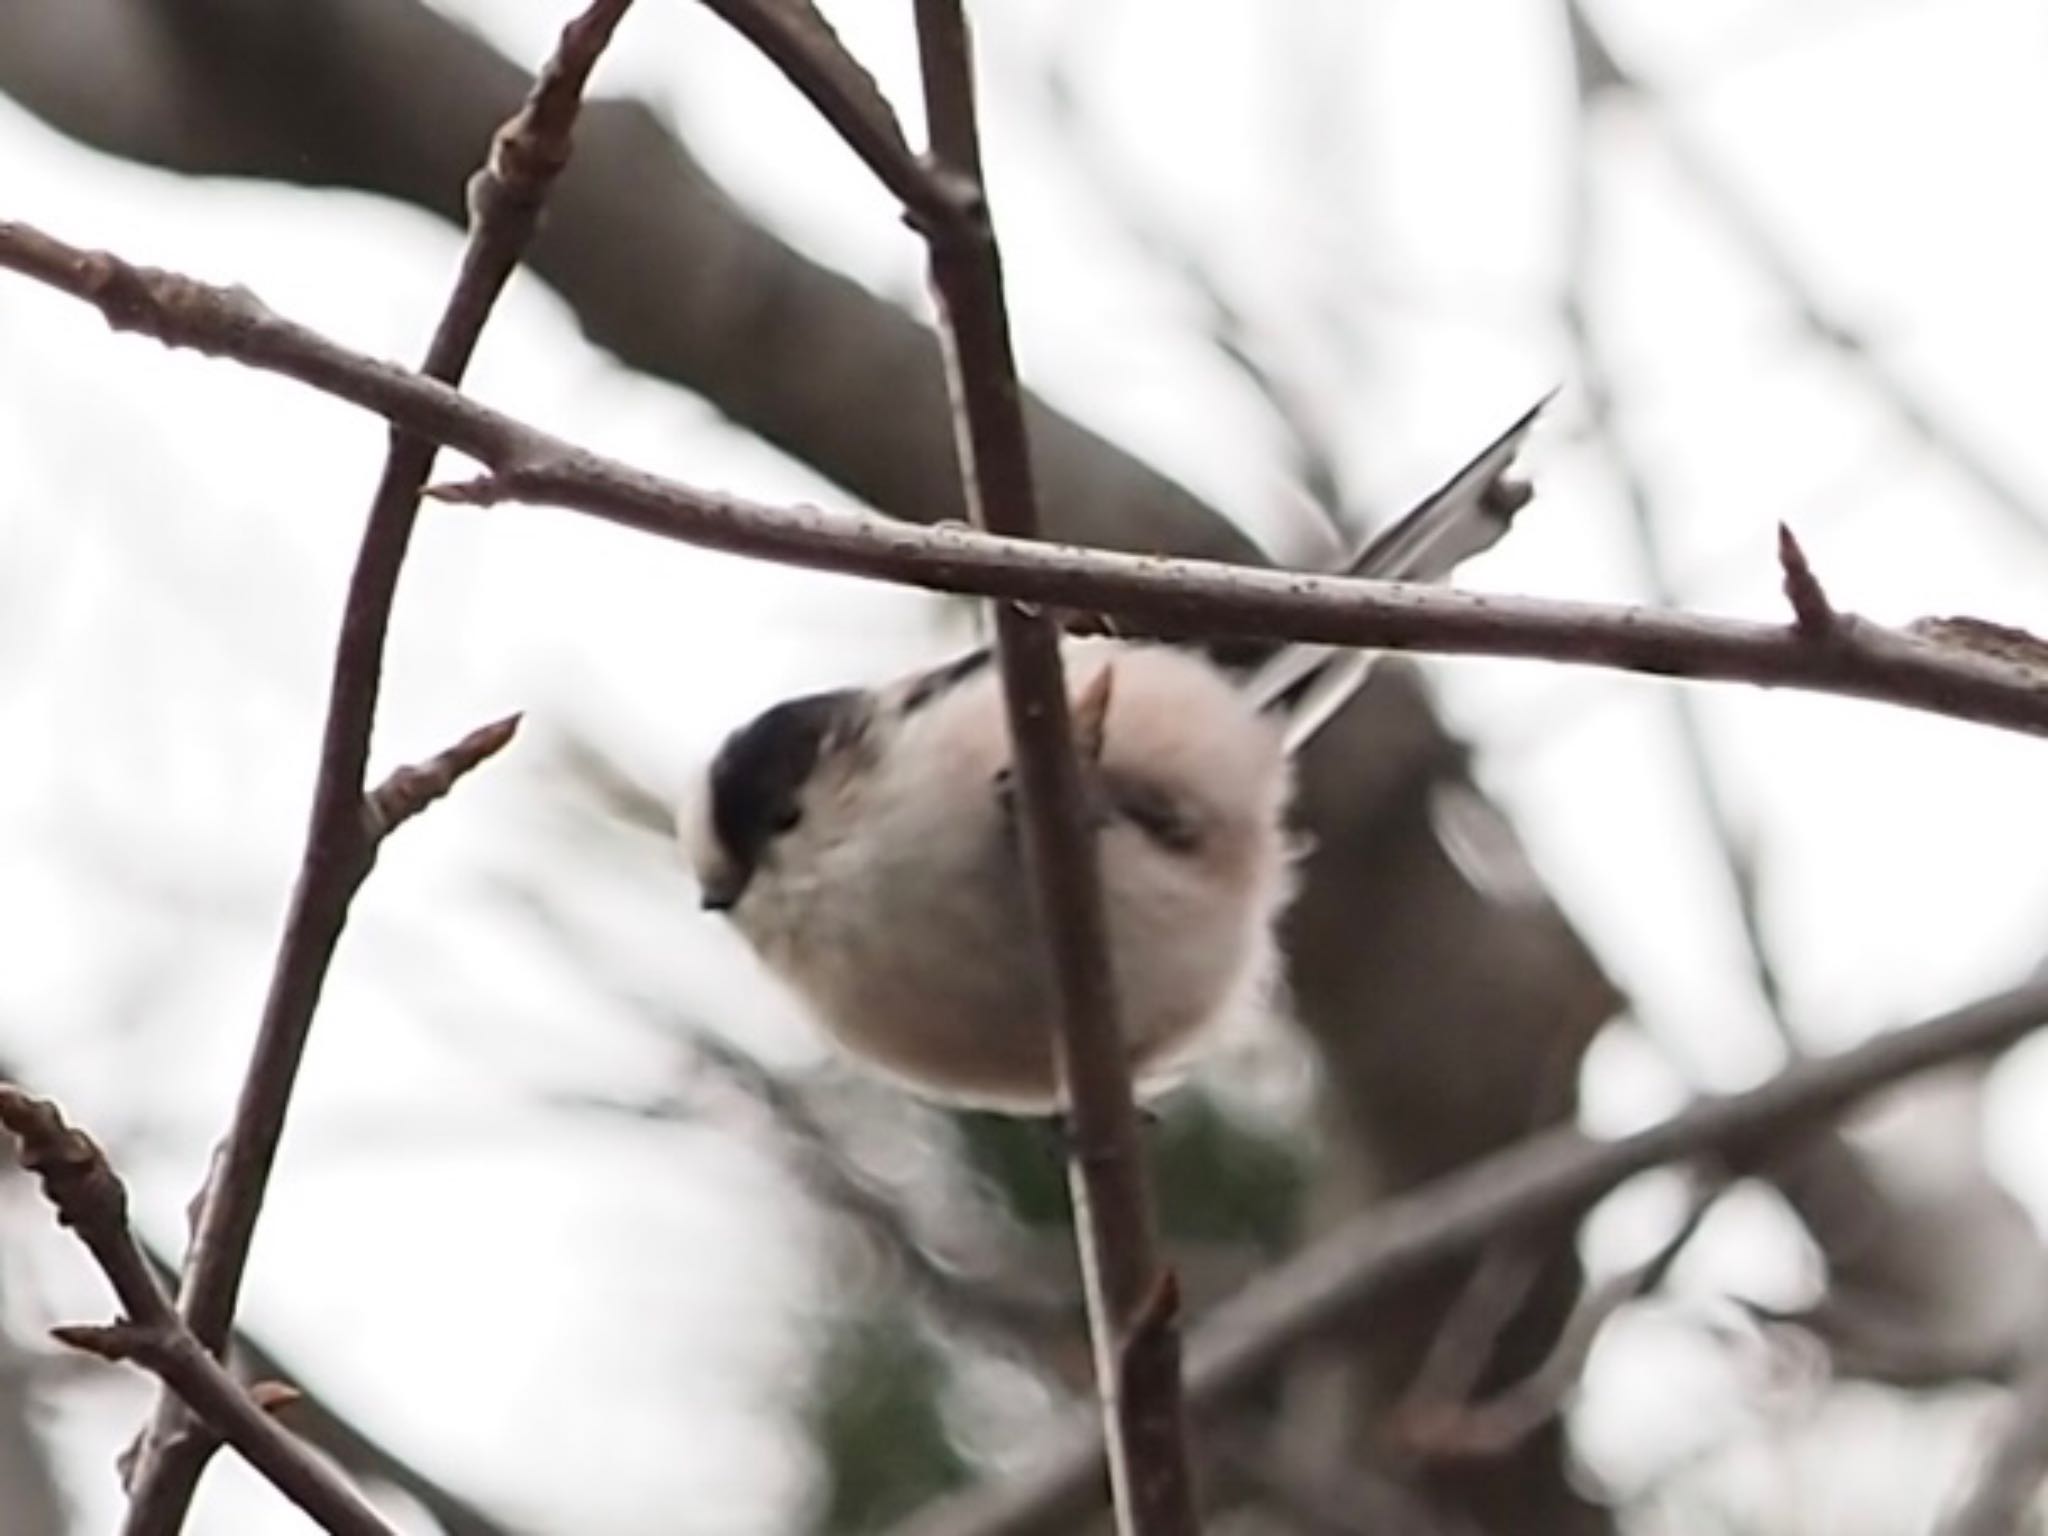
[772,803,803,834]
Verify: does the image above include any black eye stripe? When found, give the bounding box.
[708,689,862,877]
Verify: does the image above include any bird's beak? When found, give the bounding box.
[698,858,749,913]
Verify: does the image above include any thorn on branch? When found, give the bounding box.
[50,1320,153,1363]
[1777,523,1836,638]
[363,713,522,843]
[1396,1180,1722,1462]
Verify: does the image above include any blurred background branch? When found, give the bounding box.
[1,3,2045,1535]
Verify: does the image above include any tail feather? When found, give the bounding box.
[1246,391,1554,755]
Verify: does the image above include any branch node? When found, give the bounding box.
[1777,523,1836,638]
[424,459,554,505]
[51,1320,153,1362]
[696,0,943,226]
[913,160,989,235]
[477,0,635,217]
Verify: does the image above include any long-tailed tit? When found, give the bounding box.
[680,398,1548,1111]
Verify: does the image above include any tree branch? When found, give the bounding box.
[693,1,1202,1522]
[1556,31,1808,1063]
[4,218,2048,743]
[894,977,2048,1536]
[1398,1177,1723,1461]
[882,1,1198,1527]
[690,0,952,228]
[0,1087,400,1536]
[117,5,623,1529]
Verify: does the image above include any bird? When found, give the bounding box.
[679,397,1549,1111]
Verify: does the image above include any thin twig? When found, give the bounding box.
[681,0,1202,1519]
[903,3,1197,1529]
[1390,1039,1587,1430]
[1026,53,1349,530]
[1777,524,1837,639]
[0,1087,399,1536]
[1398,1178,1724,1461]
[690,0,955,229]
[1568,0,2048,549]
[193,1307,524,1536]
[119,5,624,1529]
[6,222,2047,742]
[1393,1241,1550,1437]
[1557,27,1808,1061]
[0,1047,520,1536]
[363,712,523,840]
[893,977,2048,1536]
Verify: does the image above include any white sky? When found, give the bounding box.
[3,0,2048,1531]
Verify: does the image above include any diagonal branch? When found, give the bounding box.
[1398,1177,1724,1462]
[0,1087,400,1536]
[118,5,625,1531]
[895,976,2048,1536]
[690,0,954,228]
[693,0,1202,1524]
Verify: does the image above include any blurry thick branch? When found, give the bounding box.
[4,224,2048,740]
[116,7,619,1531]
[0,1087,401,1536]
[0,0,1255,566]
[898,977,2048,1536]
